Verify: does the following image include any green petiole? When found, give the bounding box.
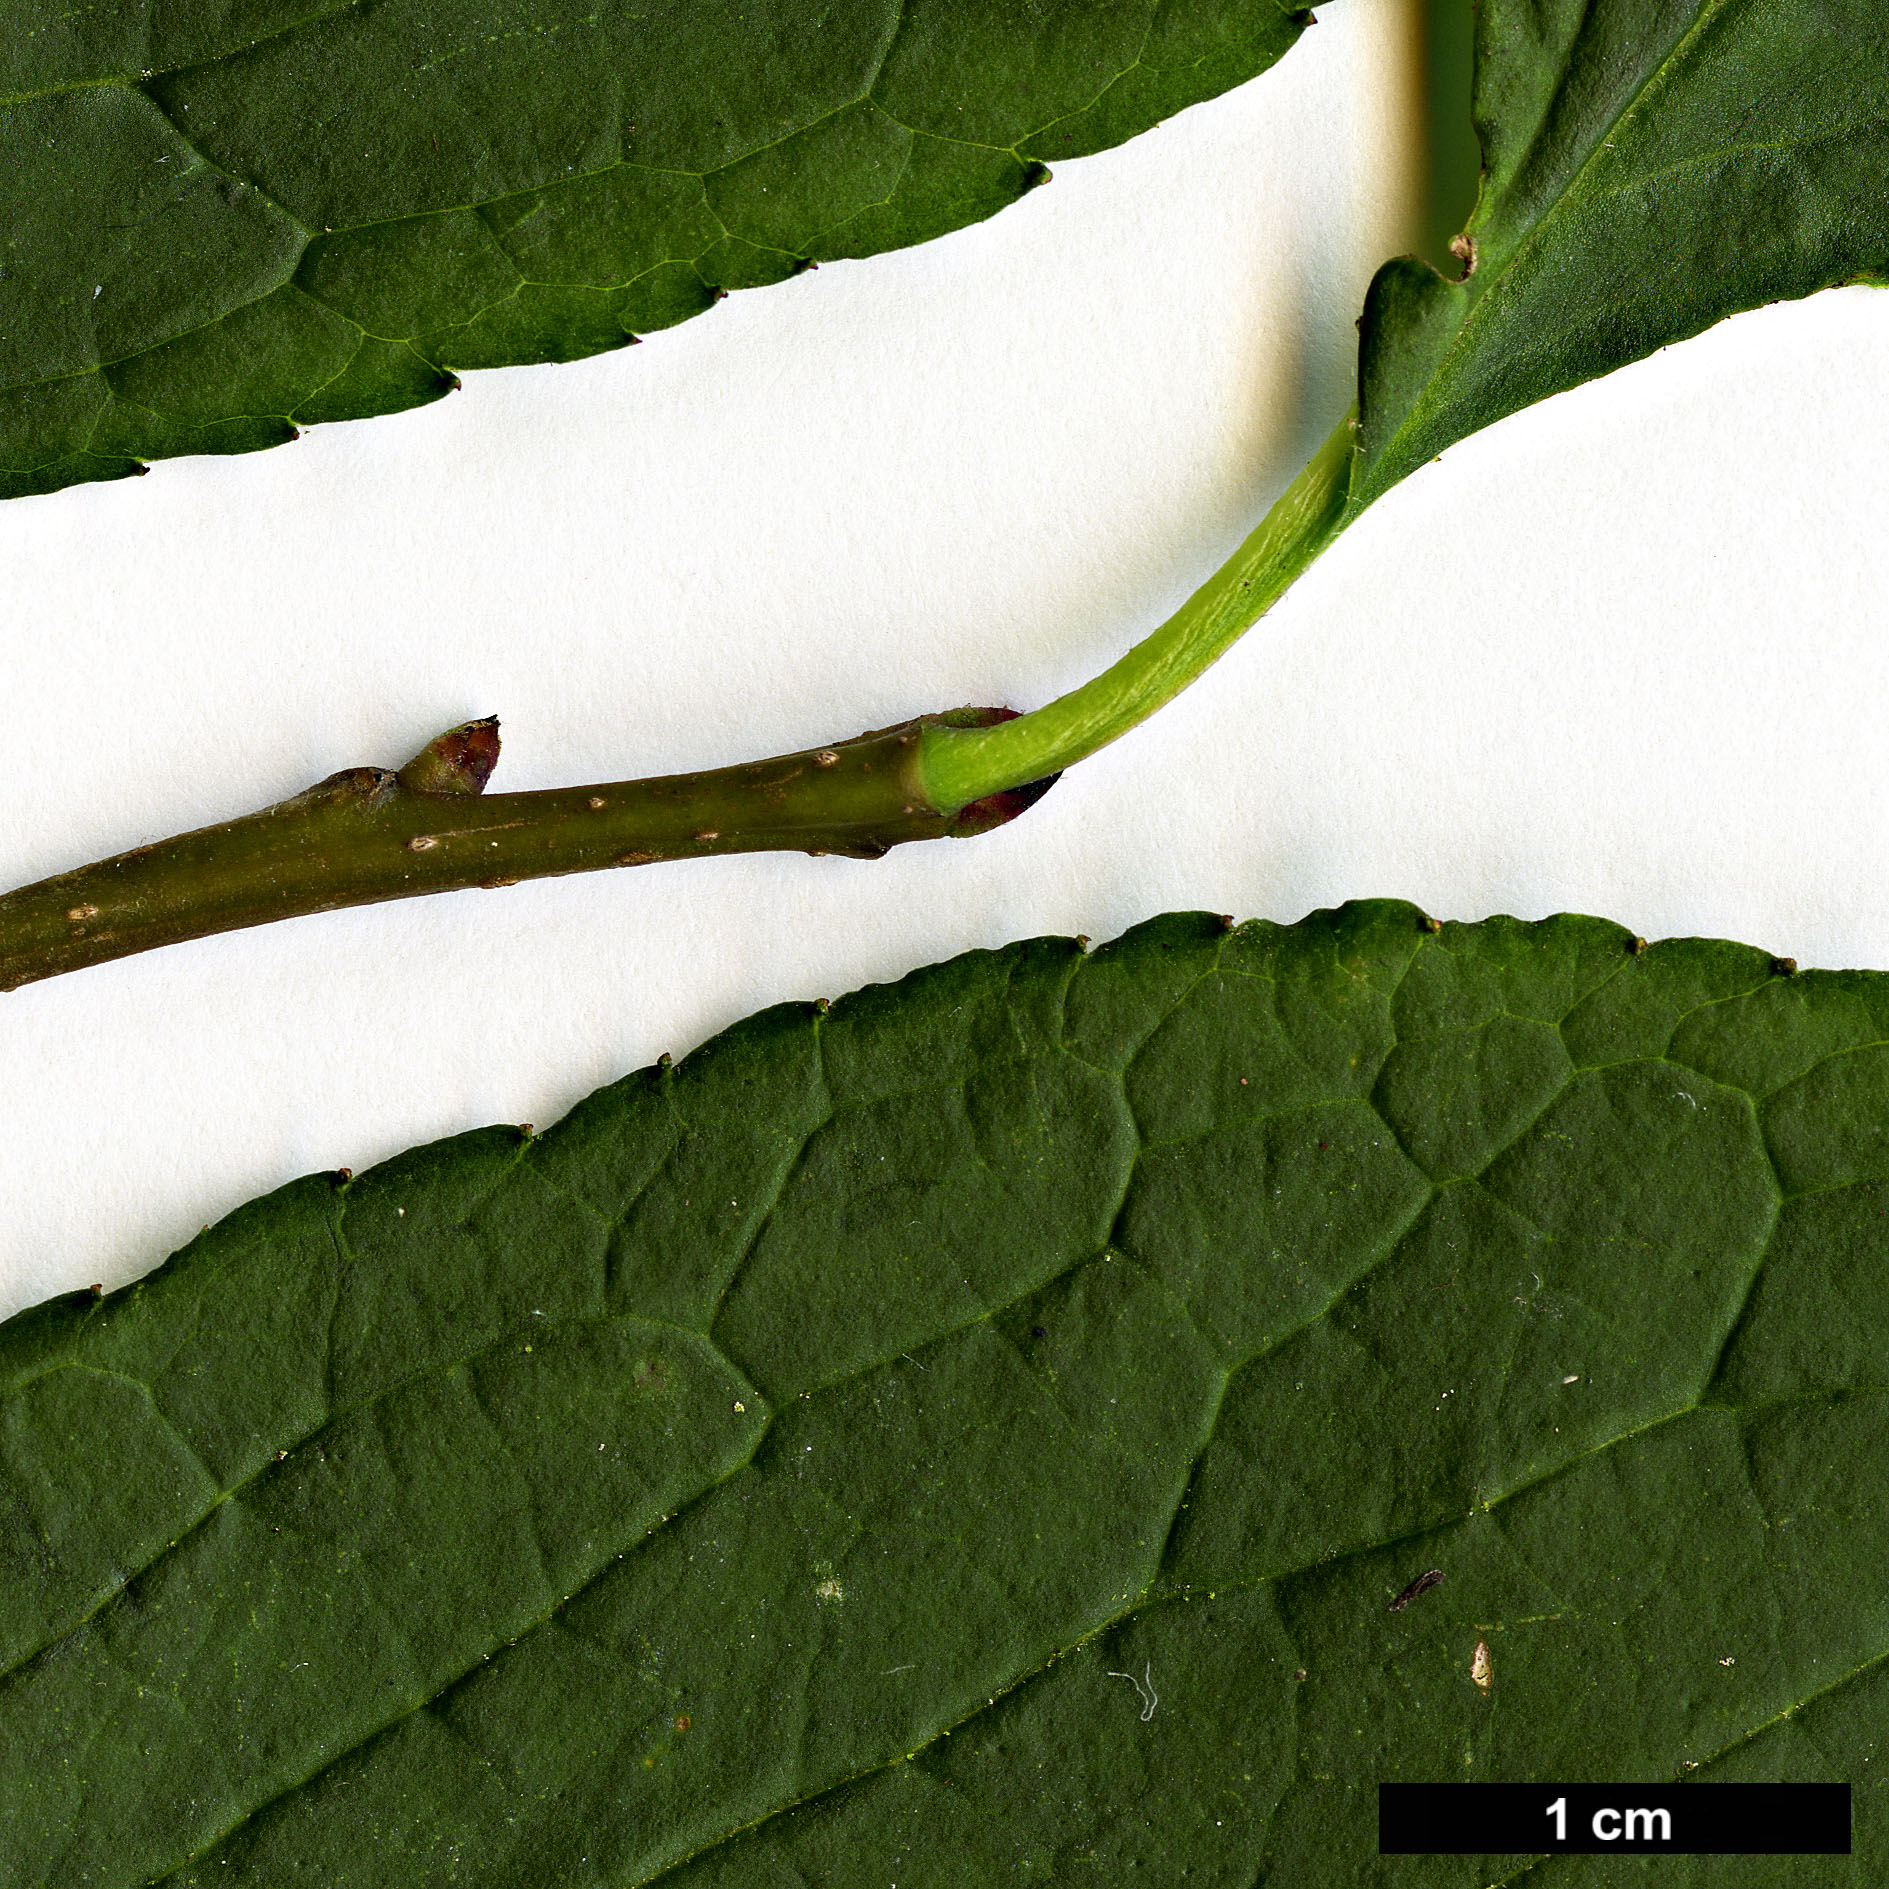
[916,408,1356,810]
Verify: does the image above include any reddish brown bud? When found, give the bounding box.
[397,718,501,797]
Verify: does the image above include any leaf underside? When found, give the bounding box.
[3,904,1886,1886]
[1351,0,1889,513]
[0,0,1307,502]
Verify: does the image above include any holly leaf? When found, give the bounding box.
[0,0,1308,501]
[4,905,1885,1884]
[1351,0,1889,510]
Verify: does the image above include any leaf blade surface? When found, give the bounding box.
[3,906,1887,1883]
[0,0,1309,500]
[1351,0,1889,511]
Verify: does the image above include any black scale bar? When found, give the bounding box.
[1379,1782,1851,1855]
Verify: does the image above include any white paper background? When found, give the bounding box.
[4,0,1887,1321]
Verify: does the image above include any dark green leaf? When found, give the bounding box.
[0,0,1308,501]
[1351,0,1889,510]
[4,904,1885,1884]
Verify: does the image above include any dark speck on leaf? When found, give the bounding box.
[1031,1325,1049,1339]
[1389,1568,1444,1612]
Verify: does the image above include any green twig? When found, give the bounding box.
[0,410,1357,992]
[0,711,1050,992]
